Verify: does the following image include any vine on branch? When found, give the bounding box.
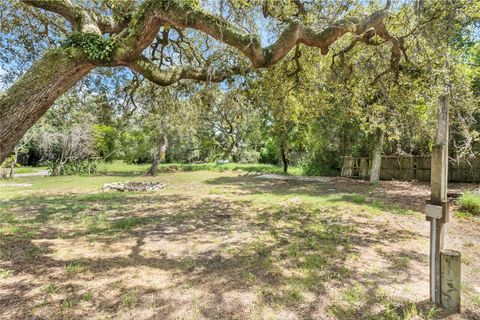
[61,33,116,62]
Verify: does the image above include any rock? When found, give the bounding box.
[103,181,166,192]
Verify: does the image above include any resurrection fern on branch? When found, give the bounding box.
[61,33,116,62]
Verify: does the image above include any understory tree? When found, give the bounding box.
[250,64,309,173]
[194,86,262,163]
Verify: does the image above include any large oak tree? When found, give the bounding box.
[0,0,411,162]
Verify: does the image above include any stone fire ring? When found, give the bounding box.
[103,181,166,192]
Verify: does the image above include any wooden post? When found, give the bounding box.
[440,249,461,311]
[427,95,450,306]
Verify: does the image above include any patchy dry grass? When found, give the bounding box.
[0,171,479,319]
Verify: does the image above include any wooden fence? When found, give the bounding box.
[341,156,480,182]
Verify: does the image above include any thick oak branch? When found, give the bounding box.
[129,56,236,86]
[21,0,126,34]
[21,0,77,25]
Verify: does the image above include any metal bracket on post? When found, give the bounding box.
[426,201,449,224]
[431,216,437,304]
[425,202,440,304]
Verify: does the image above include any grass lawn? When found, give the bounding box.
[0,168,479,319]
[11,166,47,174]
[96,161,304,176]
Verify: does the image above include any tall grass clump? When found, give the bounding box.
[458,191,480,216]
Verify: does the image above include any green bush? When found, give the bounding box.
[0,155,17,179]
[119,130,148,164]
[458,192,480,215]
[238,149,260,163]
[301,160,340,177]
[259,138,279,164]
[45,159,98,176]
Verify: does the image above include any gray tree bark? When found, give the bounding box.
[369,128,384,184]
[147,135,168,176]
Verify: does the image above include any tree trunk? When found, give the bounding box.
[0,48,94,162]
[147,135,167,176]
[230,141,239,163]
[280,140,288,173]
[147,155,161,176]
[369,128,384,185]
[162,135,168,163]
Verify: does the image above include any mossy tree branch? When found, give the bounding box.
[129,56,241,86]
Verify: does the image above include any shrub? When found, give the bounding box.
[39,125,95,175]
[259,138,279,164]
[45,159,98,176]
[0,155,16,179]
[300,156,340,176]
[458,192,480,216]
[119,130,148,164]
[238,149,260,163]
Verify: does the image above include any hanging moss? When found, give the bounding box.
[61,33,116,62]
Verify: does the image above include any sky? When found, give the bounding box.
[0,65,6,91]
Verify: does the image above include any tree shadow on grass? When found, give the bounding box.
[205,175,336,198]
[0,186,476,319]
[0,192,188,224]
[205,175,432,216]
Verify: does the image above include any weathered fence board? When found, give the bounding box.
[341,156,480,183]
